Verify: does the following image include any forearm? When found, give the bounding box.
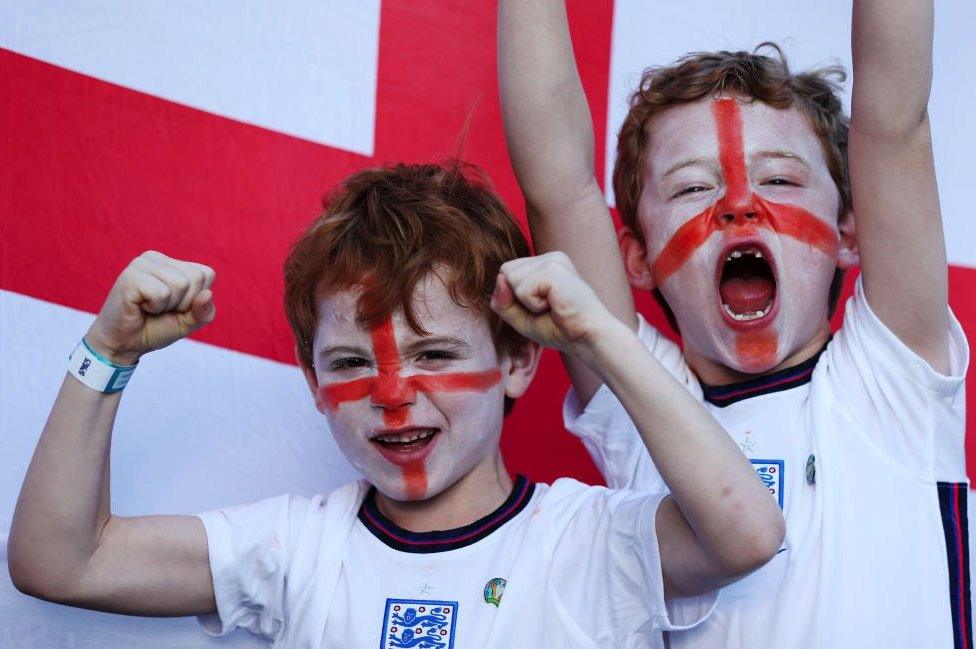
[851,0,933,133]
[8,375,118,596]
[580,323,784,572]
[498,0,596,210]
[498,0,637,400]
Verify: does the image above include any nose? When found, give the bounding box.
[371,371,417,412]
[715,192,761,228]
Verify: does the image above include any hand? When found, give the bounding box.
[491,252,618,356]
[85,251,216,365]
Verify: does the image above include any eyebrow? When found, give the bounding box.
[751,150,811,168]
[318,345,371,361]
[659,157,717,182]
[659,150,810,182]
[317,336,470,362]
[400,336,470,356]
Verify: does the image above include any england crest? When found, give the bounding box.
[380,598,458,649]
[751,459,785,508]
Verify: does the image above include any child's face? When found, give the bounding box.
[305,271,520,501]
[635,96,847,373]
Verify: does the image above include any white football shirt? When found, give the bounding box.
[564,277,970,649]
[196,476,716,648]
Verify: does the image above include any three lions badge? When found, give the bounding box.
[381,599,458,648]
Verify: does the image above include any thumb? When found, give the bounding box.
[178,288,216,334]
[490,273,516,312]
[491,276,549,343]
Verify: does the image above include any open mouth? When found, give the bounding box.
[371,428,439,455]
[717,243,777,326]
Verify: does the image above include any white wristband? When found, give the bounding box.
[67,339,137,394]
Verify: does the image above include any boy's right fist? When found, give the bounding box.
[84,251,216,365]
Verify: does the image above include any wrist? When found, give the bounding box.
[83,329,142,366]
[68,338,138,394]
[571,317,636,372]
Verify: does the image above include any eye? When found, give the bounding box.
[416,349,458,367]
[763,177,798,187]
[671,185,710,199]
[329,357,371,371]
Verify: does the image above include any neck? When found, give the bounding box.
[373,451,513,532]
[685,322,831,386]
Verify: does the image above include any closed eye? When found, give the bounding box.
[671,185,710,199]
[762,177,799,187]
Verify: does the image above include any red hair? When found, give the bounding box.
[284,161,531,373]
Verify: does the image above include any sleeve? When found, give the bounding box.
[195,493,313,640]
[550,486,717,645]
[821,275,969,479]
[562,315,700,491]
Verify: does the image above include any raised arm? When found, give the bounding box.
[493,254,784,597]
[498,0,636,403]
[849,0,948,371]
[7,252,217,616]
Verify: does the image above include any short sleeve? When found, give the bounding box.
[550,485,717,645]
[196,493,313,640]
[820,276,969,479]
[563,315,699,491]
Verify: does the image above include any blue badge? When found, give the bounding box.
[751,459,785,508]
[380,598,458,649]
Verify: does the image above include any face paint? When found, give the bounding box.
[318,316,502,496]
[734,329,780,372]
[402,459,428,500]
[651,99,838,287]
[649,98,839,370]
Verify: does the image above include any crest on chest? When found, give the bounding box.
[751,459,785,508]
[381,598,458,649]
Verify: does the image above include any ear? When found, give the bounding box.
[618,226,655,291]
[836,209,859,269]
[297,345,326,413]
[502,340,543,400]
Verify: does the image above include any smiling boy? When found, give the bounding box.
[8,162,783,648]
[499,0,968,646]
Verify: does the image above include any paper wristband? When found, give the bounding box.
[67,339,137,394]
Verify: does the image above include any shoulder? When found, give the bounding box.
[539,479,665,528]
[198,480,369,545]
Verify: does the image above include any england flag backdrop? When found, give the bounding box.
[1,2,974,646]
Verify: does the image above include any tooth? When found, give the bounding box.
[731,250,742,258]
[755,251,764,258]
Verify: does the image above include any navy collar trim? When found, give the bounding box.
[358,475,535,554]
[700,342,828,407]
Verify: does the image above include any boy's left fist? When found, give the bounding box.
[491,252,614,354]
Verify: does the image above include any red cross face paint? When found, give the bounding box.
[312,273,507,502]
[635,96,845,375]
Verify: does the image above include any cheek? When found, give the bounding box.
[780,240,837,296]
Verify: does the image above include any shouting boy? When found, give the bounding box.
[8,162,783,647]
[499,0,968,647]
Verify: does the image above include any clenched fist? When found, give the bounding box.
[490,251,619,357]
[85,251,216,365]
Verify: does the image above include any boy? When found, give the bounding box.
[498,0,968,647]
[8,162,783,647]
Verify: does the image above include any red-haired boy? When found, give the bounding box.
[499,1,968,647]
[9,163,783,647]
